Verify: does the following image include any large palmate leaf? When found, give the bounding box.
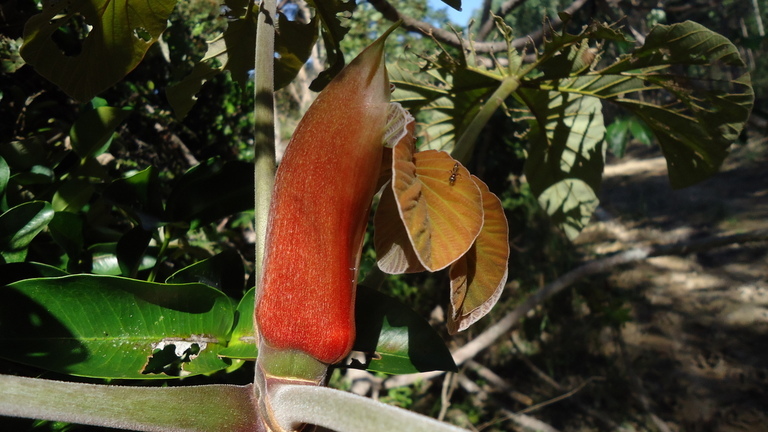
[0,275,234,379]
[390,62,500,154]
[535,20,753,189]
[519,90,605,239]
[20,0,176,101]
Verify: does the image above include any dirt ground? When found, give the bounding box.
[574,132,768,431]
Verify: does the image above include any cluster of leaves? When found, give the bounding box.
[1,0,460,387]
[391,15,753,239]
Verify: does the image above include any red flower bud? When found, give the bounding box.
[256,33,392,364]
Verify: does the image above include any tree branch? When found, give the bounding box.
[384,229,768,389]
[476,0,528,41]
[369,0,591,53]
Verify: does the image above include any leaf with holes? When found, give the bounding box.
[448,176,509,334]
[0,275,234,379]
[20,0,176,101]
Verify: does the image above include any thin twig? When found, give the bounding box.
[368,0,591,53]
[384,228,768,389]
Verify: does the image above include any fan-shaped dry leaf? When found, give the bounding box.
[448,176,509,334]
[391,144,483,271]
[374,183,426,274]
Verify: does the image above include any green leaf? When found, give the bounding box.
[69,106,132,158]
[217,287,256,360]
[628,116,653,146]
[48,212,84,264]
[0,156,8,198]
[166,158,254,228]
[0,275,234,379]
[307,0,357,91]
[274,12,320,89]
[103,167,163,229]
[51,178,95,212]
[89,242,156,276]
[20,0,176,101]
[537,21,753,188]
[166,249,245,296]
[606,117,630,157]
[0,201,54,263]
[115,226,153,278]
[521,90,605,239]
[0,262,68,286]
[390,61,501,154]
[353,286,456,375]
[167,5,318,120]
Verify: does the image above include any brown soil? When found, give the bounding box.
[574,135,768,431]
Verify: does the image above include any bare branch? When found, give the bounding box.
[369,0,592,53]
[477,0,528,41]
[384,229,768,389]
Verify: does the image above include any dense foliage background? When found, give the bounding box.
[1,0,766,430]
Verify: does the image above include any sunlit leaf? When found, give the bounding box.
[390,62,499,153]
[217,287,257,360]
[376,128,483,272]
[353,286,456,375]
[89,242,156,276]
[20,0,176,101]
[52,178,94,213]
[0,275,234,379]
[0,201,54,263]
[521,90,605,239]
[448,176,509,334]
[0,156,9,197]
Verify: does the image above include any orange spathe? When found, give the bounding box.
[256,33,392,364]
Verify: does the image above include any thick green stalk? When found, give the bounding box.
[451,75,520,163]
[0,375,257,432]
[253,0,277,283]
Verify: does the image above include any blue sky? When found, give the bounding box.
[427,0,481,26]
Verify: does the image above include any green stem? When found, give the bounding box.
[253,0,277,284]
[147,227,171,283]
[451,75,520,163]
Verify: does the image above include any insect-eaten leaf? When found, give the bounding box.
[0,275,234,379]
[20,0,175,101]
[448,176,510,334]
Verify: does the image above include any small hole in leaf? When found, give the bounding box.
[50,13,91,56]
[133,27,152,42]
[141,343,200,376]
